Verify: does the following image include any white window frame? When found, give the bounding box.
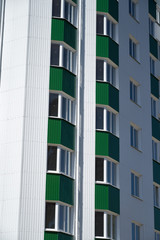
[156,5,160,25]
[50,43,77,74]
[45,202,74,235]
[95,211,117,239]
[155,230,160,240]
[130,124,141,150]
[129,0,138,20]
[132,222,141,240]
[96,106,117,135]
[95,157,118,187]
[131,171,141,199]
[49,92,75,125]
[130,79,140,105]
[129,37,139,61]
[149,17,155,37]
[151,96,157,118]
[150,56,155,75]
[153,183,160,208]
[152,138,159,162]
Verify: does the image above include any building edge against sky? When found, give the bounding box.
[0,0,160,240]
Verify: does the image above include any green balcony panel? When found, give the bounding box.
[48,118,75,150]
[152,117,160,141]
[46,174,74,205]
[96,82,119,112]
[154,207,160,231]
[51,18,77,49]
[95,184,120,214]
[149,0,156,20]
[97,0,119,22]
[44,232,74,240]
[150,35,158,59]
[72,0,77,4]
[151,74,159,99]
[153,160,160,185]
[96,131,119,161]
[96,35,119,66]
[50,67,76,98]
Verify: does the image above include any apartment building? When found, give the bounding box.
[0,0,160,240]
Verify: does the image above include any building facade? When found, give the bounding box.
[0,0,160,239]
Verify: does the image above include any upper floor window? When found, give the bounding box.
[156,6,160,25]
[131,172,141,198]
[96,107,117,135]
[95,211,117,239]
[129,37,139,61]
[132,222,140,240]
[153,184,160,208]
[96,59,117,87]
[45,202,74,234]
[130,124,141,150]
[150,56,155,75]
[155,231,160,240]
[130,80,140,105]
[129,0,138,20]
[49,93,75,124]
[96,14,117,41]
[50,43,76,74]
[152,138,159,161]
[47,145,74,178]
[52,0,77,26]
[149,17,155,36]
[151,96,157,118]
[95,158,117,187]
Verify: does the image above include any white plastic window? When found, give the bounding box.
[149,17,155,36]
[129,0,138,20]
[130,81,138,104]
[152,139,159,161]
[129,38,138,60]
[153,184,160,208]
[150,57,155,75]
[130,124,141,150]
[132,222,140,240]
[131,172,140,198]
[151,97,157,118]
[155,231,160,240]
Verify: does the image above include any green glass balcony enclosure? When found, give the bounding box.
[97,0,119,22]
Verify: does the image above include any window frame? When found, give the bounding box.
[150,56,155,76]
[155,230,160,240]
[149,17,155,37]
[130,79,140,105]
[153,183,160,208]
[47,145,75,179]
[130,124,141,150]
[132,222,141,240]
[131,172,141,199]
[152,138,159,162]
[129,0,138,21]
[129,37,139,61]
[151,96,157,118]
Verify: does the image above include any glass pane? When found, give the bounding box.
[49,93,58,116]
[50,44,59,66]
[59,205,64,230]
[136,225,140,240]
[112,215,116,239]
[132,223,135,240]
[112,113,116,134]
[130,126,133,146]
[112,162,116,186]
[130,81,133,100]
[96,107,104,129]
[65,206,68,232]
[45,203,55,229]
[52,0,61,17]
[96,15,104,34]
[62,97,67,120]
[96,59,104,81]
[107,214,111,238]
[112,66,116,86]
[107,63,111,83]
[61,149,65,173]
[95,212,104,237]
[63,48,68,69]
[64,1,69,21]
[135,176,139,197]
[131,173,134,195]
[107,161,111,183]
[69,207,73,234]
[47,146,57,171]
[95,158,104,181]
[107,111,110,132]
[129,0,132,14]
[107,19,110,36]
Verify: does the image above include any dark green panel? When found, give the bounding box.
[154,207,160,231]
[46,174,74,205]
[149,0,156,19]
[96,131,119,161]
[50,67,76,98]
[51,18,77,49]
[96,35,119,66]
[153,160,160,185]
[150,35,158,59]
[152,117,160,141]
[96,82,119,112]
[151,74,159,99]
[48,118,75,150]
[97,0,119,22]
[95,184,120,214]
[44,232,74,240]
[71,0,77,3]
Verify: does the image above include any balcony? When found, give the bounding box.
[96,35,119,66]
[152,117,160,141]
[95,184,120,214]
[151,74,159,99]
[96,82,119,112]
[44,232,74,240]
[149,0,156,20]
[51,18,77,50]
[153,160,160,185]
[150,35,158,59]
[46,174,74,205]
[50,67,76,98]
[154,207,160,231]
[97,0,119,22]
[48,118,75,150]
[96,131,119,161]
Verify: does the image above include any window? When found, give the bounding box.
[132,222,140,240]
[45,202,74,235]
[131,172,140,198]
[95,158,117,186]
[151,97,157,118]
[96,107,117,135]
[129,0,138,19]
[130,80,139,104]
[149,17,155,36]
[47,146,74,178]
[49,93,75,124]
[156,6,160,25]
[155,231,160,240]
[96,14,116,41]
[96,59,117,87]
[153,184,160,208]
[130,125,140,150]
[50,43,76,74]
[152,139,158,161]
[95,211,117,239]
[150,57,155,75]
[52,0,77,26]
[129,38,139,61]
